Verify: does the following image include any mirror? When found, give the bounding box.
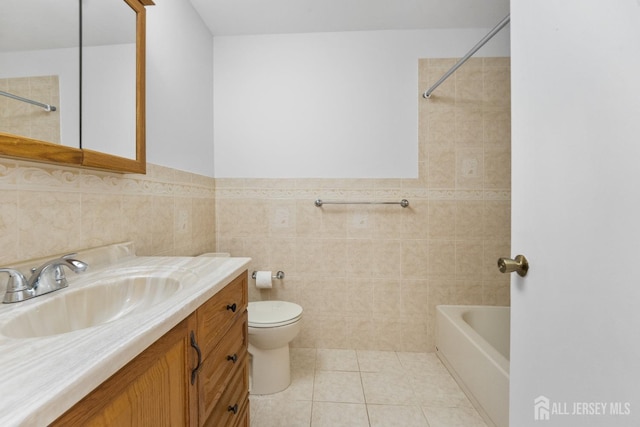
[82,0,136,160]
[0,0,153,174]
[0,0,80,154]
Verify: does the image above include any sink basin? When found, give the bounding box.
[1,274,183,339]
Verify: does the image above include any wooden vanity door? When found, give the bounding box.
[51,318,193,426]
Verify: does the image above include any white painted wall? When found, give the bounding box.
[510,0,640,425]
[213,28,510,178]
[145,0,214,176]
[0,48,80,147]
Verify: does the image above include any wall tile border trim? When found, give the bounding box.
[215,186,510,202]
[0,159,215,199]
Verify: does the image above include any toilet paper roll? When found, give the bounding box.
[255,271,273,289]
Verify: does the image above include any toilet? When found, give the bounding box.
[248,300,303,395]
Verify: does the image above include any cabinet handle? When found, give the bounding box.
[190,331,202,385]
[226,303,237,312]
[227,353,238,363]
[227,404,239,415]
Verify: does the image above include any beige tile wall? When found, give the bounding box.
[0,159,216,266]
[215,57,511,352]
[0,76,61,144]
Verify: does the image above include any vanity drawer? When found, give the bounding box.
[198,311,248,423]
[197,272,248,356]
[202,360,249,427]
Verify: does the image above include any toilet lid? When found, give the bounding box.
[248,301,303,328]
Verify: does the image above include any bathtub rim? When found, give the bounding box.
[436,304,510,378]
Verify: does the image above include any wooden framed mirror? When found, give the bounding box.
[0,0,153,174]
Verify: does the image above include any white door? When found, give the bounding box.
[510,1,640,426]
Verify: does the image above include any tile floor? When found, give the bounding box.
[249,348,488,427]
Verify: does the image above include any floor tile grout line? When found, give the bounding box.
[309,348,317,427]
[354,348,374,427]
[359,371,373,426]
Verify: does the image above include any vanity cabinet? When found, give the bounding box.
[51,271,249,427]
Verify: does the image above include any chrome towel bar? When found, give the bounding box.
[314,199,409,208]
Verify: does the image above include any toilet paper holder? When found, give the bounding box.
[252,271,285,280]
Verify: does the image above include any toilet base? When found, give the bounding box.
[249,342,291,395]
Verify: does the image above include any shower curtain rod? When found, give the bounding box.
[423,13,510,99]
[0,90,57,112]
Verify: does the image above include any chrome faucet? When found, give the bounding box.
[0,253,88,303]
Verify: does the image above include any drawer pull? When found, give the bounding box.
[227,353,238,363]
[190,331,202,385]
[227,404,239,414]
[226,303,237,313]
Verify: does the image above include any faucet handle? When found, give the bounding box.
[0,268,30,303]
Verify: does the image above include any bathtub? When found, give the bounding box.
[436,305,510,427]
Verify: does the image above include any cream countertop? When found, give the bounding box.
[0,242,250,426]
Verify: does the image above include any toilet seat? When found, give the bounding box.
[248,301,303,328]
